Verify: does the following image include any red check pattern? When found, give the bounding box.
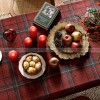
[0,0,100,100]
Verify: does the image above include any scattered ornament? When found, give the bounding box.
[8,50,18,61]
[3,28,16,42]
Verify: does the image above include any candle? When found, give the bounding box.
[38,35,47,47]
[29,26,37,38]
[8,50,18,61]
[24,37,33,47]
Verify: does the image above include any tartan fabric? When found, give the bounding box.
[0,0,100,100]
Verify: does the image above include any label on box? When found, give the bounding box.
[33,2,60,30]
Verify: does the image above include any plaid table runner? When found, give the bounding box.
[0,0,100,100]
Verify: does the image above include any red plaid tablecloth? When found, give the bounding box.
[0,0,100,100]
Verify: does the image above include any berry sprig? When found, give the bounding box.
[75,7,100,42]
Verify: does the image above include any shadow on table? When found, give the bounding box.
[65,52,90,69]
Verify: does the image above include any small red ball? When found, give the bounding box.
[3,29,16,42]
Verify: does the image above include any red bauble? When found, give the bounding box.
[3,29,16,42]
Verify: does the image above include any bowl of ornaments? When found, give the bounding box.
[47,22,89,59]
[19,53,46,79]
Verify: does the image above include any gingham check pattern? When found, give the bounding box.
[0,0,100,100]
